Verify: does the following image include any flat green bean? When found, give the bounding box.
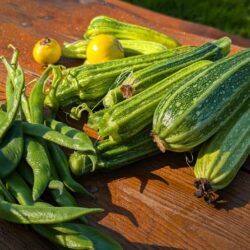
[0,179,15,203]
[32,225,94,250]
[22,122,96,155]
[29,66,52,124]
[50,223,122,250]
[6,45,19,111]
[47,142,93,197]
[0,58,24,140]
[24,136,51,201]
[0,198,102,224]
[18,161,88,223]
[0,121,23,178]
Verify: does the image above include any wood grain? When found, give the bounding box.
[0,0,249,249]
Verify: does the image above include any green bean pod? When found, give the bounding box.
[0,121,23,178]
[24,136,51,201]
[0,179,15,203]
[47,142,93,197]
[0,198,102,224]
[6,45,19,112]
[33,225,94,249]
[18,161,88,223]
[21,93,32,122]
[22,122,96,155]
[5,171,34,205]
[0,57,24,140]
[47,119,97,172]
[50,223,122,250]
[5,173,99,249]
[28,66,52,123]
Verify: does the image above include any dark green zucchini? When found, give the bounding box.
[103,37,231,107]
[152,48,250,152]
[194,98,250,203]
[70,128,159,175]
[88,60,212,142]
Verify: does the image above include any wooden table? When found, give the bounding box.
[0,0,249,249]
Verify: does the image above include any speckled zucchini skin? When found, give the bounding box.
[152,49,250,152]
[88,60,212,142]
[81,128,159,174]
[50,46,193,109]
[103,37,231,107]
[194,99,250,202]
[84,15,180,48]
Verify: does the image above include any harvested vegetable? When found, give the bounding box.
[84,15,180,48]
[32,37,61,65]
[152,48,250,152]
[194,99,250,203]
[86,34,124,63]
[88,60,212,142]
[103,37,231,107]
[62,39,167,59]
[45,46,194,110]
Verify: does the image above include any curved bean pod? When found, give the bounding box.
[22,122,96,155]
[0,198,102,224]
[0,58,24,140]
[47,142,93,196]
[0,121,23,178]
[50,223,122,250]
[29,66,52,124]
[24,136,51,201]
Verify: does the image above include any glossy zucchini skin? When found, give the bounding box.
[84,15,180,48]
[62,39,167,59]
[194,99,250,203]
[79,128,159,174]
[152,48,250,152]
[48,46,193,109]
[88,60,212,142]
[103,37,231,107]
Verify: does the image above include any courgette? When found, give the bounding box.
[103,37,231,107]
[84,15,180,48]
[88,60,212,142]
[62,39,167,59]
[45,46,194,109]
[152,48,250,152]
[69,128,159,175]
[194,99,250,203]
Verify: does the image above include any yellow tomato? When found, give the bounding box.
[32,37,62,65]
[86,34,124,64]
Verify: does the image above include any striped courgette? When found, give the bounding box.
[45,46,194,109]
[84,15,180,48]
[194,99,250,203]
[152,48,250,152]
[69,128,159,175]
[88,60,212,142]
[62,39,167,59]
[103,37,231,107]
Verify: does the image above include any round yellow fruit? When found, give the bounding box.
[86,34,124,64]
[32,37,62,65]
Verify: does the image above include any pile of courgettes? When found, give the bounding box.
[47,16,250,204]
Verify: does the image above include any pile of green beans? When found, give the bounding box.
[0,47,122,249]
